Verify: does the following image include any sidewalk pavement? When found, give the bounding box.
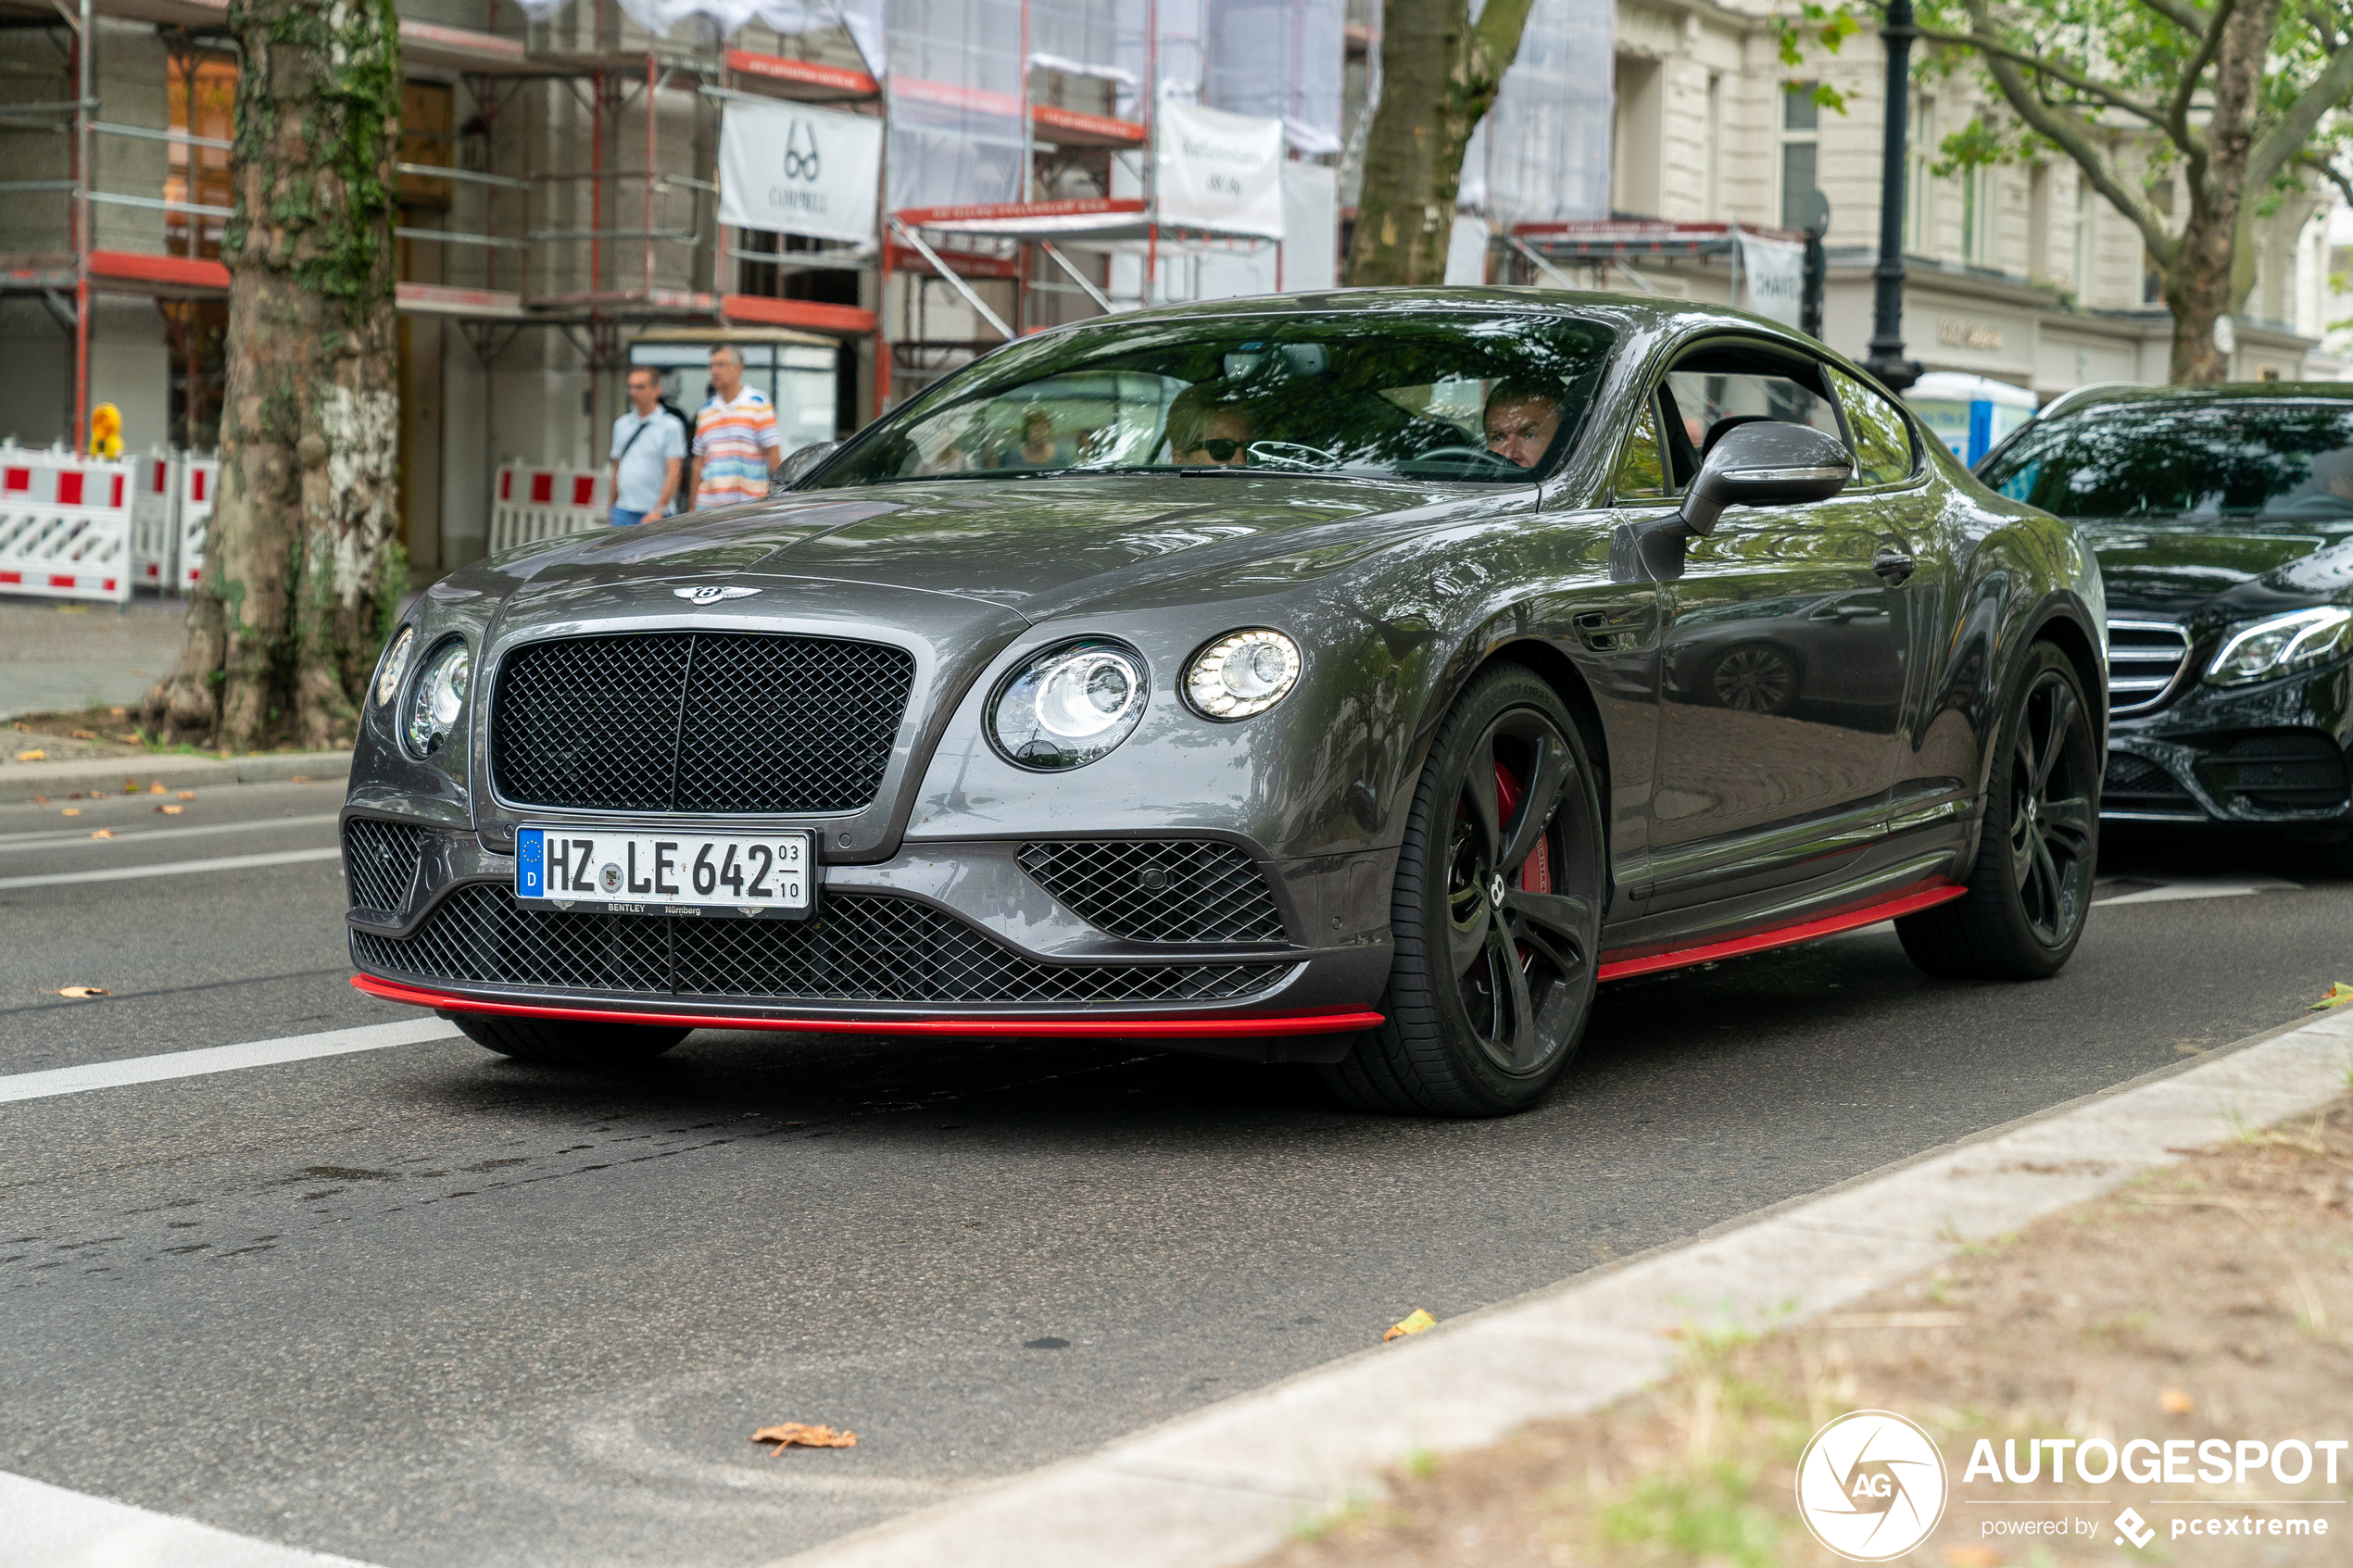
[0,594,189,720]
[775,1006,2353,1568]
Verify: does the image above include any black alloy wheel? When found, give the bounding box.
[1898,641,2097,978]
[1708,645,1799,715]
[453,1014,692,1065]
[1325,663,1606,1116]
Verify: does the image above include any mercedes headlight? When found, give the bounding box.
[403,640,472,758]
[1183,629,1302,720]
[372,624,415,709]
[2204,607,2353,686]
[990,639,1148,770]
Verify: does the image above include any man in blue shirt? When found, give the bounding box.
[609,366,688,525]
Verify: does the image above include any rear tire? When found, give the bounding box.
[453,1013,691,1065]
[1898,642,2097,979]
[1321,663,1606,1117]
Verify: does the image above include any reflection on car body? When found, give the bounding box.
[342,289,2105,1118]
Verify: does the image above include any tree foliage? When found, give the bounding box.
[1784,0,2353,383]
[1342,0,1539,287]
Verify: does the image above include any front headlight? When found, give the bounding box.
[404,640,472,758]
[2204,607,2353,686]
[372,624,415,709]
[1183,629,1302,720]
[990,639,1148,770]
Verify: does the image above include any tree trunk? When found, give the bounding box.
[2164,0,2279,383]
[145,0,404,751]
[1342,0,1537,287]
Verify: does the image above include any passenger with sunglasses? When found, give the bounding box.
[1165,384,1253,468]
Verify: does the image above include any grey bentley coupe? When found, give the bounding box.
[344,291,2106,1117]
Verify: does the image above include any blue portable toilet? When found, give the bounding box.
[1904,371,2038,466]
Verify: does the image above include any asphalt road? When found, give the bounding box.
[2,781,2347,1567]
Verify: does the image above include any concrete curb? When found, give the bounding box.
[3,749,351,800]
[776,1009,2353,1568]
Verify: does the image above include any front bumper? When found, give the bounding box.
[2102,658,2353,826]
[340,814,1396,1044]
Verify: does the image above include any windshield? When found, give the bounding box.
[1982,401,2353,521]
[809,310,1617,487]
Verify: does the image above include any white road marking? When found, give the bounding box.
[0,1470,384,1568]
[0,846,340,890]
[2095,874,2302,906]
[0,812,340,854]
[0,1018,459,1105]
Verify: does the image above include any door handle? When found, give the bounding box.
[1872,547,1917,584]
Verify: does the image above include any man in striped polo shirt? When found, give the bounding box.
[688,344,782,509]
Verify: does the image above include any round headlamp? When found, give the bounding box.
[1183,629,1302,720]
[990,639,1148,770]
[372,624,416,709]
[403,640,472,759]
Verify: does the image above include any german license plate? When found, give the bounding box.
[516,827,812,918]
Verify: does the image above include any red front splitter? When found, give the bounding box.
[350,972,1384,1038]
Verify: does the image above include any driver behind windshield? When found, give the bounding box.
[1483,380,1565,470]
[1165,384,1253,468]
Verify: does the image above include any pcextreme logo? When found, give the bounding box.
[1796,1411,1951,1561]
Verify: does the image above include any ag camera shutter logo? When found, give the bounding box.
[1795,1410,1950,1561]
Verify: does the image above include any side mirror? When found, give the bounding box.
[770,440,838,495]
[1675,420,1852,537]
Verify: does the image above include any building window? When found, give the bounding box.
[1780,82,1820,232]
[1704,73,1722,220]
[2072,176,2091,296]
[1960,167,1990,266]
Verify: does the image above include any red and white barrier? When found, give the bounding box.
[491,463,611,555]
[177,453,219,592]
[0,447,133,605]
[131,451,177,586]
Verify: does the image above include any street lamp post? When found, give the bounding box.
[1864,0,1923,391]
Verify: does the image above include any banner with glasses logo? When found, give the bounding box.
[718,99,883,245]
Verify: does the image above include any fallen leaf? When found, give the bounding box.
[66,792,82,799]
[1943,1549,2004,1568]
[2312,982,2353,1011]
[2159,1386,2195,1415]
[750,1423,857,1451]
[1383,1309,1437,1343]
[177,790,195,800]
[71,729,96,741]
[120,734,145,745]
[31,796,48,804]
[16,749,45,761]
[148,782,166,795]
[60,808,79,817]
[158,804,183,815]
[290,774,311,784]
[109,707,126,718]
[89,829,113,840]
[121,780,139,795]
[57,986,109,999]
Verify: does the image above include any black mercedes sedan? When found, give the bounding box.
[1980,385,2353,867]
[344,291,2105,1117]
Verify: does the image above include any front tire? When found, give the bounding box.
[1898,642,2097,979]
[1322,664,1606,1117]
[453,1013,691,1065]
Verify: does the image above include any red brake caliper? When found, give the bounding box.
[1493,760,1552,896]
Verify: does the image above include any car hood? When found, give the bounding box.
[2074,517,2353,617]
[479,473,1504,626]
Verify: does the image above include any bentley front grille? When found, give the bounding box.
[351,885,1286,1006]
[490,632,916,815]
[2106,620,2191,716]
[343,818,425,915]
[1017,839,1287,944]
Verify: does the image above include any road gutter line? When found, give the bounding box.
[0,812,341,854]
[0,1018,459,1105]
[0,1470,384,1568]
[776,1008,2353,1568]
[0,846,340,889]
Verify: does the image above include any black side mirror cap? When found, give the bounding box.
[771,440,839,495]
[1675,420,1852,537]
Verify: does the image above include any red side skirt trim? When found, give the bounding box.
[349,972,1383,1037]
[1596,884,1967,982]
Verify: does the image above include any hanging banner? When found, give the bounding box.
[719,99,883,245]
[1739,230,1806,327]
[1154,98,1286,240]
